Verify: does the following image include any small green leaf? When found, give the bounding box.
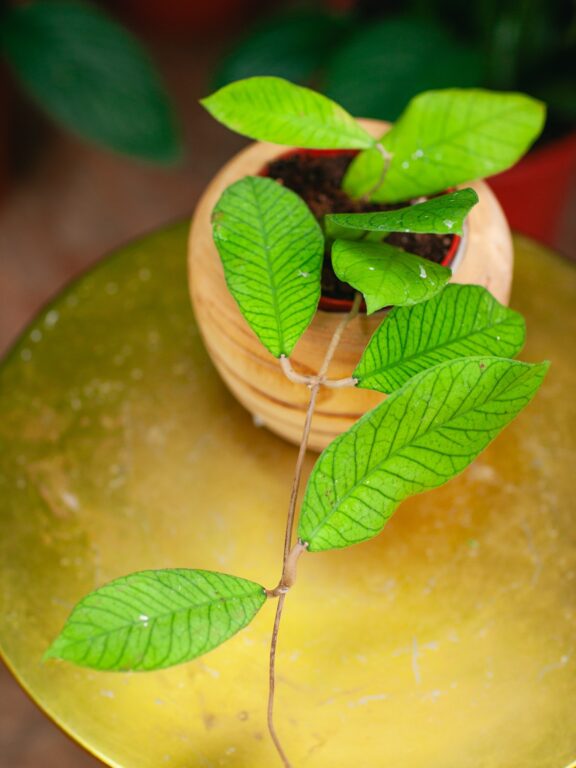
[0,1,181,163]
[332,240,450,314]
[355,285,526,393]
[45,569,266,671]
[212,176,324,357]
[298,358,549,552]
[201,76,376,149]
[343,89,546,202]
[326,188,479,241]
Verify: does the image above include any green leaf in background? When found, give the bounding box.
[332,240,450,314]
[45,569,266,671]
[326,188,479,241]
[324,17,483,121]
[212,176,324,357]
[201,76,376,149]
[344,89,546,202]
[0,1,181,164]
[355,284,526,393]
[299,357,548,552]
[214,10,346,90]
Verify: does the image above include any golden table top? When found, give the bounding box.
[0,223,574,768]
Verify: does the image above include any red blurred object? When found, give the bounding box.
[113,0,267,36]
[488,133,576,255]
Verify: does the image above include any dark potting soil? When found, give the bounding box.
[266,152,453,302]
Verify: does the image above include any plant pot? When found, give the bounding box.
[188,119,513,452]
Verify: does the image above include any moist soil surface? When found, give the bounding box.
[266,151,453,303]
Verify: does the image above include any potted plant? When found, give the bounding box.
[189,77,544,449]
[44,77,549,767]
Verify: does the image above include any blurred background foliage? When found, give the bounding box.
[0,0,573,256]
[0,0,183,164]
[215,0,576,142]
[0,0,573,164]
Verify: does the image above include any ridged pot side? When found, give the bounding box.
[188,120,514,452]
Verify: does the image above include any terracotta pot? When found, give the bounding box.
[188,119,513,451]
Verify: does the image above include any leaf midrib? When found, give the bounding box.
[384,100,535,164]
[226,100,373,147]
[55,592,261,651]
[328,193,472,234]
[249,180,285,353]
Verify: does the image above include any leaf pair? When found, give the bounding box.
[201,77,545,202]
[46,352,547,671]
[327,188,479,314]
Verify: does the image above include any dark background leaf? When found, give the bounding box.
[0,0,182,163]
[214,9,348,89]
[323,17,483,121]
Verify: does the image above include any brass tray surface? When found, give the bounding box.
[0,223,574,767]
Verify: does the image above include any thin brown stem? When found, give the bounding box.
[268,594,290,767]
[267,292,362,767]
[279,355,314,386]
[280,291,361,575]
[317,292,362,381]
[323,376,358,389]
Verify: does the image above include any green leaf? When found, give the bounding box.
[331,240,450,314]
[343,89,546,202]
[324,18,482,122]
[355,285,526,393]
[326,188,479,241]
[212,176,324,357]
[299,358,549,552]
[214,10,346,89]
[201,76,376,149]
[0,1,181,163]
[45,569,266,671]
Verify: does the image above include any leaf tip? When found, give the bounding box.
[42,638,63,664]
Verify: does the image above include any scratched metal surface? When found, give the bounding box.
[0,224,574,767]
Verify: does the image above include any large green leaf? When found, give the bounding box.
[325,188,478,241]
[45,569,266,671]
[299,358,548,552]
[324,18,482,122]
[355,285,526,393]
[343,89,546,202]
[212,176,324,357]
[0,1,181,163]
[332,240,450,314]
[201,76,376,149]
